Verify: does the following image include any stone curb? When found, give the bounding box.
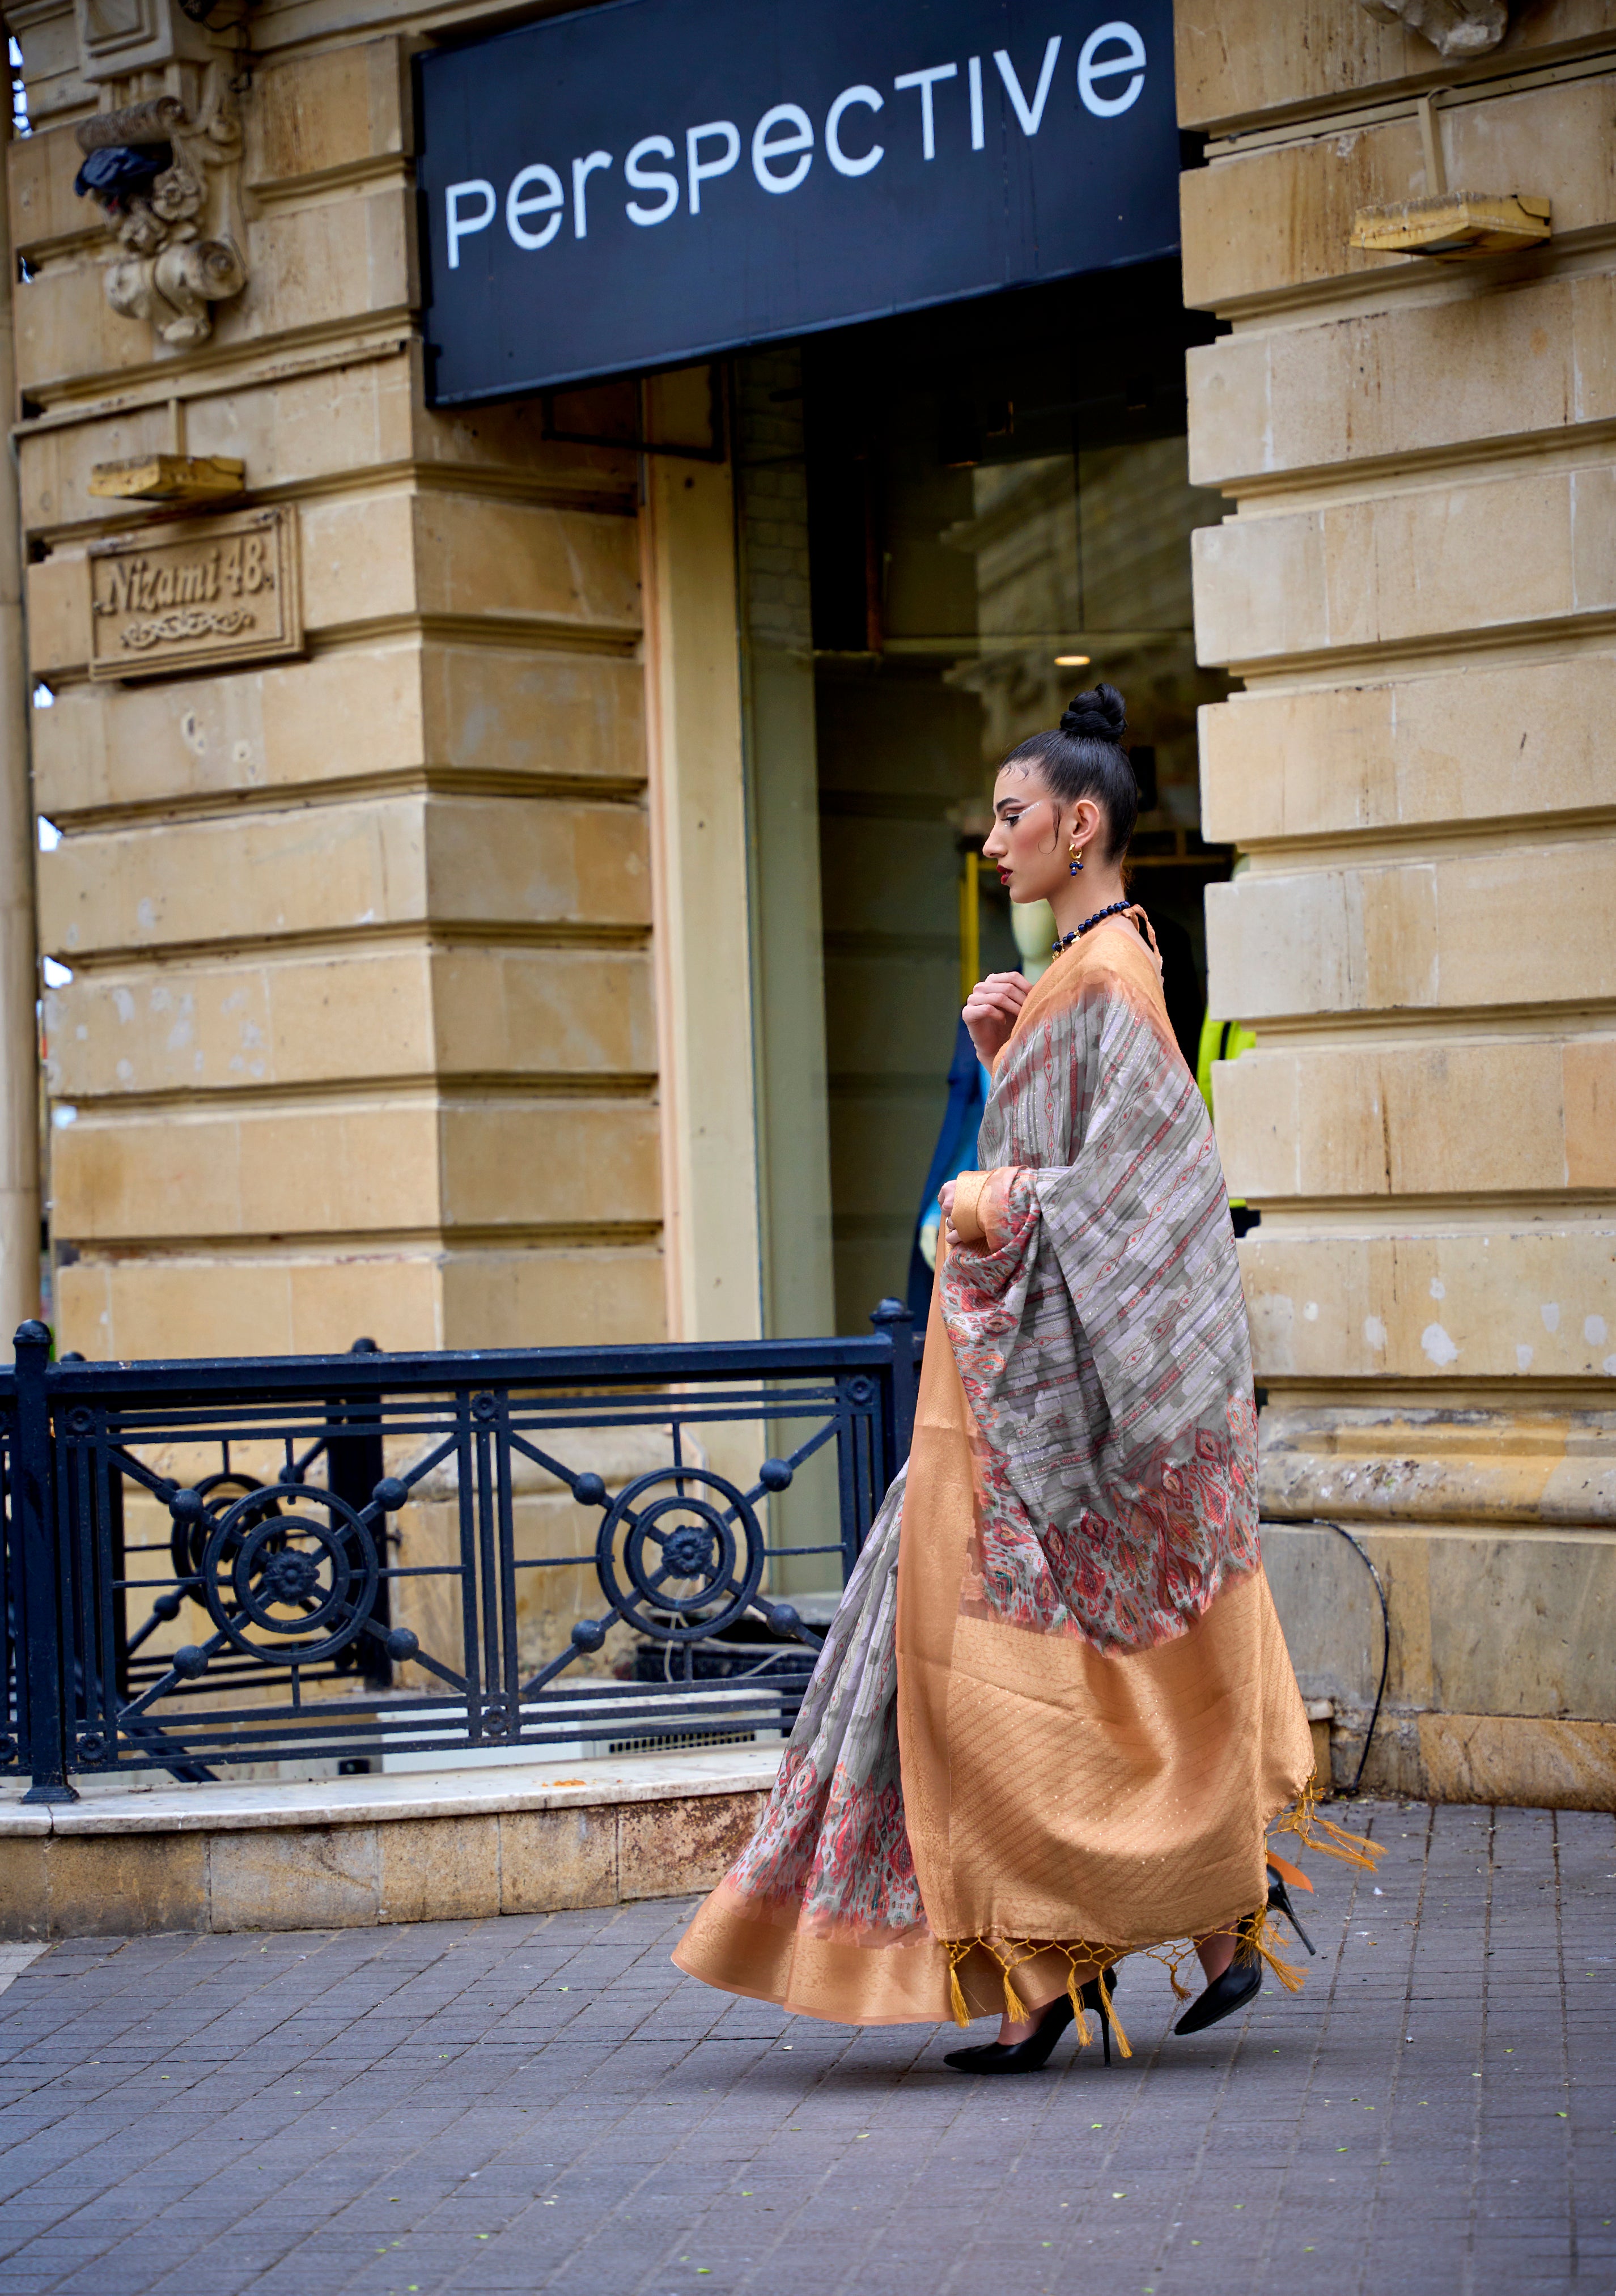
[0,1749,785,1941]
[0,1745,783,1835]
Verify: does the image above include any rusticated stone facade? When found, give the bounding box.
[0,0,1610,1807]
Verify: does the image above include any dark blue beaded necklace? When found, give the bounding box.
[1053,898,1133,956]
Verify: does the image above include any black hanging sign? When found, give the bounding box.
[416,0,1178,406]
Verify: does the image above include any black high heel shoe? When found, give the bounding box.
[1173,1951,1261,2035]
[1175,1864,1318,2037]
[1266,1862,1316,1956]
[943,1966,1121,2075]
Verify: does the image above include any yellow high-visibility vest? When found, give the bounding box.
[1195,1013,1256,1114]
[1197,1015,1257,1213]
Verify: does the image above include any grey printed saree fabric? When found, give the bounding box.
[725,1463,921,1942]
[940,923,1261,1653]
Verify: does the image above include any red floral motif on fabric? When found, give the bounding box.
[732,1748,922,1936]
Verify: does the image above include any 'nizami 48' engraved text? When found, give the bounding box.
[88,507,303,681]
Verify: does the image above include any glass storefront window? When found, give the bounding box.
[743,259,1231,1333]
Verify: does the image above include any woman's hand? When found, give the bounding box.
[963,971,1028,1064]
[937,1179,959,1254]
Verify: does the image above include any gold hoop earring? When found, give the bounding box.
[1068,838,1085,876]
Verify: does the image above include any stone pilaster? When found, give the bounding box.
[13,11,664,1355]
[1180,1,1616,1803]
[0,128,41,1336]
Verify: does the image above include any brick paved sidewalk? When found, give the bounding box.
[0,1801,1609,2296]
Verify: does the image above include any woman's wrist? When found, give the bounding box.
[949,1171,990,1245]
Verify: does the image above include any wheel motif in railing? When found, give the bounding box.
[595,1466,766,1643]
[169,1472,284,1599]
[198,1483,380,1665]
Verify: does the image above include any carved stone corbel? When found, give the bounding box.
[1357,0,1509,58]
[75,53,249,349]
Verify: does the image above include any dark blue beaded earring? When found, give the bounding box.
[1069,838,1084,875]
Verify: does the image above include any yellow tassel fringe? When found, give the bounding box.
[935,1775,1383,2036]
[1271,1772,1386,1873]
[1062,1964,1095,2049]
[943,1934,1130,2055]
[1239,1906,1307,1996]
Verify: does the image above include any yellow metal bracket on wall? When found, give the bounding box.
[88,394,245,504]
[1350,86,1551,260]
[1350,190,1551,259]
[88,455,245,503]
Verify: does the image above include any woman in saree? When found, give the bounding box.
[675,682,1376,2072]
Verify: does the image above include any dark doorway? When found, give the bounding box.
[802,260,1233,1328]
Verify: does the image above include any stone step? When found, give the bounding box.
[0,1746,784,1941]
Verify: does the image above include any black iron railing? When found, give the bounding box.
[0,1304,918,1802]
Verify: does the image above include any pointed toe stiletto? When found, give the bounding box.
[1266,1863,1317,1956]
[944,1992,1075,2074]
[1175,1861,1318,2036]
[943,1966,1120,2075]
[1173,1953,1262,2036]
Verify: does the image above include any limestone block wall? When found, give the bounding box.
[11,15,664,1356]
[1179,5,1616,1802]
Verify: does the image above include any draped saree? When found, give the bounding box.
[675,919,1373,2033]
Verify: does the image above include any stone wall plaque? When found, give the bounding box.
[88,506,302,681]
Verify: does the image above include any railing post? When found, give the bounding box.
[14,1319,75,1803]
[869,1296,917,1492]
[326,1336,391,1688]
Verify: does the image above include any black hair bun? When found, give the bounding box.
[1059,682,1127,743]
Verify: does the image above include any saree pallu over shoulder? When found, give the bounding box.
[940,926,1260,1655]
[675,924,1377,2028]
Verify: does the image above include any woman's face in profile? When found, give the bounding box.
[983,765,1068,906]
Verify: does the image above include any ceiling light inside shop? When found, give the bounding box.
[1054,654,1091,668]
